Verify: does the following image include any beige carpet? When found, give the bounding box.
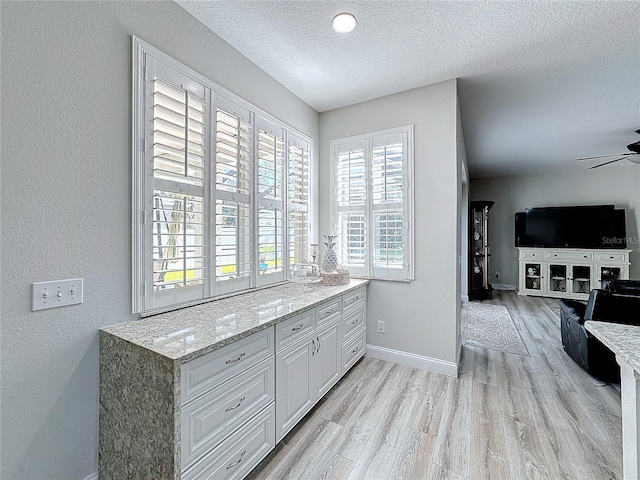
[463,302,529,356]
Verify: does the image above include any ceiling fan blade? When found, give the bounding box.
[574,152,634,161]
[589,157,626,169]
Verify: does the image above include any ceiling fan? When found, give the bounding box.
[574,129,640,169]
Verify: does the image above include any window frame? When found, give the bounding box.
[132,37,313,315]
[329,126,414,282]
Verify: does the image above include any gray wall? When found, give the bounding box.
[0,2,319,479]
[319,80,464,365]
[457,94,469,356]
[470,166,640,286]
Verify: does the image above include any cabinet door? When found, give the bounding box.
[275,340,314,442]
[596,265,623,288]
[521,262,544,293]
[547,263,568,294]
[568,264,592,297]
[313,322,341,399]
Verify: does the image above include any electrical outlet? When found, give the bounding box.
[32,278,84,311]
[377,320,385,333]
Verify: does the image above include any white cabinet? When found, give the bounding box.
[182,404,275,480]
[275,306,342,442]
[341,286,366,374]
[180,328,276,478]
[314,321,341,399]
[275,331,315,441]
[517,248,631,300]
[181,357,274,469]
[99,281,369,480]
[275,289,366,443]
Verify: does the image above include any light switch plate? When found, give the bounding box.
[32,278,84,311]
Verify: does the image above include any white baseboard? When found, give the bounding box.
[81,472,98,480]
[365,344,458,378]
[491,282,517,291]
[461,294,469,303]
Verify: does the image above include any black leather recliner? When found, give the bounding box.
[560,280,640,382]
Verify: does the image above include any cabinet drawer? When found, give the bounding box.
[545,251,593,261]
[182,403,275,480]
[181,328,274,404]
[343,287,366,311]
[343,328,366,373]
[275,310,315,351]
[181,357,275,470]
[597,252,627,262]
[519,250,542,259]
[343,306,365,341]
[317,299,341,327]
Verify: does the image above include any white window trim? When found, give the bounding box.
[329,125,414,282]
[131,37,313,315]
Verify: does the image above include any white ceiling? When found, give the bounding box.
[177,1,640,178]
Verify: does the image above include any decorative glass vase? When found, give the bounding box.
[321,235,339,273]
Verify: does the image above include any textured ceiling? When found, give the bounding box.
[177,1,640,177]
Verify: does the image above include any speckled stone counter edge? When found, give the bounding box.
[99,332,182,480]
[101,280,369,363]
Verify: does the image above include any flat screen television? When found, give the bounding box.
[515,205,627,249]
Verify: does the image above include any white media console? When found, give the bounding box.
[517,247,632,300]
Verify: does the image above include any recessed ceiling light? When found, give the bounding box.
[332,13,357,34]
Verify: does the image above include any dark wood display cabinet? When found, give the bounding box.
[469,201,494,300]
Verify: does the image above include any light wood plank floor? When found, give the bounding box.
[247,291,622,479]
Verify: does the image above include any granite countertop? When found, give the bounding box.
[101,279,368,362]
[585,320,640,372]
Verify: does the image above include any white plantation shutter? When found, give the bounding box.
[330,126,414,281]
[336,141,367,276]
[371,133,406,278]
[214,98,253,295]
[145,59,210,310]
[288,135,310,267]
[256,118,285,286]
[133,39,314,315]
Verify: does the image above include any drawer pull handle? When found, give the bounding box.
[352,346,359,353]
[312,339,316,355]
[225,352,246,364]
[226,450,246,470]
[610,256,614,259]
[292,324,304,332]
[326,309,334,315]
[225,396,246,412]
[317,336,321,352]
[352,318,359,325]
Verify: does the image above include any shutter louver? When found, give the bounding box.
[153,78,205,187]
[215,200,251,282]
[215,108,252,196]
[338,211,366,266]
[337,147,366,206]
[152,192,205,288]
[373,210,403,267]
